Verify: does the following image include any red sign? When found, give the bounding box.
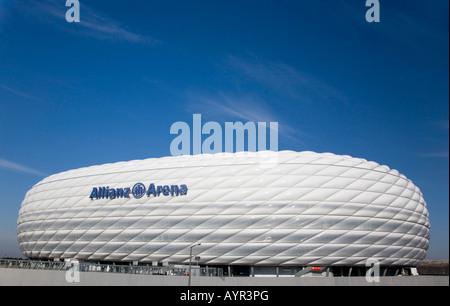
[311,266,321,271]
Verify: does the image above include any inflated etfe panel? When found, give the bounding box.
[18,151,430,266]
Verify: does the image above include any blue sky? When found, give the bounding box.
[0,0,448,259]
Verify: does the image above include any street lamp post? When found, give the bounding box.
[188,243,201,286]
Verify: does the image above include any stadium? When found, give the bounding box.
[17,151,430,277]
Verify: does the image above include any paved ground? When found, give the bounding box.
[0,267,448,286]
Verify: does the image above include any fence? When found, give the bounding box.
[0,259,223,278]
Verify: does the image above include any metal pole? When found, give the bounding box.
[188,245,193,286]
[188,243,201,286]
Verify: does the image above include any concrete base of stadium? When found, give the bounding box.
[0,268,448,286]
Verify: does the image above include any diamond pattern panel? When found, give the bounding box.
[17,151,430,266]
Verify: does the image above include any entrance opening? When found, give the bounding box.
[232,265,250,277]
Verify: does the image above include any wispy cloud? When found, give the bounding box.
[0,84,40,101]
[0,158,47,177]
[435,119,449,132]
[17,0,159,45]
[420,120,449,158]
[186,91,308,143]
[419,151,449,158]
[184,55,326,143]
[226,55,347,103]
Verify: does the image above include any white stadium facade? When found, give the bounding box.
[17,151,430,277]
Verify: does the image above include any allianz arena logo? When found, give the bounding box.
[89,182,188,200]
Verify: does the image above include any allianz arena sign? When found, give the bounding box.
[89,183,188,200]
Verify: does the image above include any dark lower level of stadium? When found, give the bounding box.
[203,265,417,277]
[24,257,418,277]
